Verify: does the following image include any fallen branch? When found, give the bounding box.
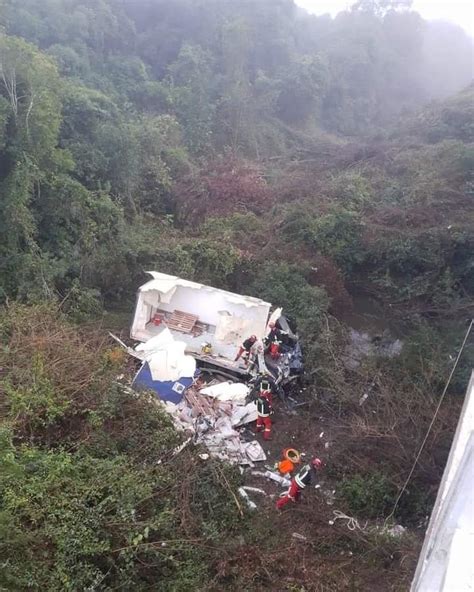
[215,465,244,517]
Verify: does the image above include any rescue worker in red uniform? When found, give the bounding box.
[234,335,257,364]
[255,381,273,440]
[264,321,284,359]
[265,321,284,346]
[249,373,282,405]
[276,457,323,510]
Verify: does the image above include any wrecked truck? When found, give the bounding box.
[130,271,303,385]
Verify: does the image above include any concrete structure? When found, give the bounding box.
[411,371,474,592]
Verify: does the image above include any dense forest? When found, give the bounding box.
[0,0,473,590]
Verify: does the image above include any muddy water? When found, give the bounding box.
[340,293,404,369]
[340,293,401,335]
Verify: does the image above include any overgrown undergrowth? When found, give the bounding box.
[0,304,244,591]
[1,303,470,591]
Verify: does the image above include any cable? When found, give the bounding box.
[329,510,368,531]
[386,319,473,521]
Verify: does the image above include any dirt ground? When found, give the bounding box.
[222,394,423,592]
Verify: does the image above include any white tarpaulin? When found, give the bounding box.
[231,402,258,426]
[200,381,249,404]
[135,328,196,381]
[135,327,175,353]
[148,343,196,382]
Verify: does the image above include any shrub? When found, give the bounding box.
[0,305,245,591]
[339,472,396,519]
[280,204,366,273]
[247,262,329,321]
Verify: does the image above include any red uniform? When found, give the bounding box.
[255,391,272,440]
[235,336,257,363]
[276,463,315,509]
[269,341,281,359]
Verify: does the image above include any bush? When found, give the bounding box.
[0,305,245,591]
[339,472,396,519]
[62,280,103,323]
[281,204,366,273]
[247,262,329,321]
[0,303,119,443]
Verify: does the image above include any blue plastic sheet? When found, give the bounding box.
[132,362,195,404]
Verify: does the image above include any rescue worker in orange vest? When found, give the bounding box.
[254,379,274,440]
[234,335,257,365]
[276,457,323,510]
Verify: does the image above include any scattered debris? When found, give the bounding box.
[158,382,265,465]
[242,441,267,462]
[231,402,258,426]
[200,381,249,403]
[385,524,406,538]
[323,489,336,506]
[292,533,308,541]
[242,486,266,496]
[251,470,291,488]
[238,487,257,511]
[170,436,192,459]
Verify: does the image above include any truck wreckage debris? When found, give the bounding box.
[112,271,309,504]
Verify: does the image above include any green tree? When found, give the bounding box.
[277,55,328,124]
[0,36,63,298]
[168,43,215,153]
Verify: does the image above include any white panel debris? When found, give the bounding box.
[231,402,258,426]
[251,470,291,488]
[242,486,267,496]
[111,329,196,382]
[238,487,257,511]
